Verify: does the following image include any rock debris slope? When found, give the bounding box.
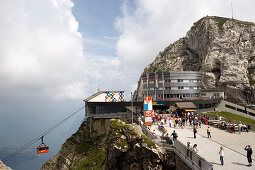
[0,160,12,170]
[135,16,255,107]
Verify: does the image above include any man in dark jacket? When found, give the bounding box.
[171,130,178,141]
[245,145,253,167]
[193,126,197,138]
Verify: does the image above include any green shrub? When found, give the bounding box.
[76,148,106,170]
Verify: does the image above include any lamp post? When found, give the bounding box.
[131,92,134,129]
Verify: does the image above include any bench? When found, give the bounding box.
[158,125,167,133]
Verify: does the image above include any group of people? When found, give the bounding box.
[151,110,253,167]
[187,141,198,153]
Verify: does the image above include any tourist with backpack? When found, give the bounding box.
[171,130,178,141]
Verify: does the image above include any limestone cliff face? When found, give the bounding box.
[0,160,12,170]
[41,119,176,170]
[136,16,255,106]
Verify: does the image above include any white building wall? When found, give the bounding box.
[88,93,107,102]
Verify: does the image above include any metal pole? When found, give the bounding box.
[131,92,133,129]
[231,2,234,19]
[162,72,164,101]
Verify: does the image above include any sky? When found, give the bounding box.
[0,0,255,169]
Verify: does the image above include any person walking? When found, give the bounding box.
[171,130,178,141]
[245,145,253,167]
[219,146,224,166]
[207,127,211,138]
[193,126,197,138]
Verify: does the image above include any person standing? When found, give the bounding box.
[238,122,242,134]
[187,141,192,157]
[245,145,253,167]
[207,127,211,138]
[193,144,198,154]
[193,126,197,138]
[219,146,224,166]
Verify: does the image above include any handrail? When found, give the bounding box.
[140,123,213,170]
[173,139,213,170]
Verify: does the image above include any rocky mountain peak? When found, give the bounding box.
[137,16,255,106]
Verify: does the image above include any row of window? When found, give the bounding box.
[145,87,201,90]
[145,79,201,84]
[146,93,200,99]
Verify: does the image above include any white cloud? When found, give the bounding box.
[115,0,255,73]
[1,0,254,101]
[0,0,88,99]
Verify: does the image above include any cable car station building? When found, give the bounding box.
[142,71,202,100]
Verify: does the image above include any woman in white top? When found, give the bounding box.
[193,144,198,153]
[219,146,224,166]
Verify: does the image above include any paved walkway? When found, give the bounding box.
[150,120,255,170]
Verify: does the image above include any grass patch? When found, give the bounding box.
[110,120,156,149]
[116,139,128,148]
[141,134,156,149]
[75,142,94,154]
[76,148,106,170]
[206,111,255,126]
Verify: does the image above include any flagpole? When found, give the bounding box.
[146,73,149,97]
[155,73,156,100]
[231,1,234,19]
[162,72,164,101]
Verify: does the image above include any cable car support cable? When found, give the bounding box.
[2,105,85,162]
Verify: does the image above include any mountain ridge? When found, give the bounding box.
[135,16,255,106]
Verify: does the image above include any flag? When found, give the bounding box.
[146,73,149,88]
[155,73,158,88]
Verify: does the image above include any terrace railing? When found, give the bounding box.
[140,123,213,170]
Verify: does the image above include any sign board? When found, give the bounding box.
[144,97,153,125]
[144,110,153,117]
[144,117,152,125]
[152,101,164,105]
[144,97,152,111]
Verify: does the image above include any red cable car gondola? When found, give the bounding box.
[37,136,49,154]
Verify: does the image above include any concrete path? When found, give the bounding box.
[150,120,254,170]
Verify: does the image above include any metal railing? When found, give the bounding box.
[173,140,213,170]
[140,123,157,140]
[140,123,213,170]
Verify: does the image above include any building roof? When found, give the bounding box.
[175,102,196,109]
[84,91,124,102]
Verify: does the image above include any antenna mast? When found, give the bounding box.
[231,2,234,19]
[97,71,100,92]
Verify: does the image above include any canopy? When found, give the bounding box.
[175,102,196,109]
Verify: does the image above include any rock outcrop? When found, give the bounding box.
[0,160,12,170]
[105,120,175,170]
[135,16,255,107]
[41,119,176,170]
